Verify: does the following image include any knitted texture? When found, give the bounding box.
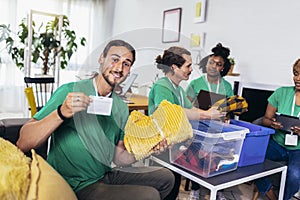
[124,100,193,160]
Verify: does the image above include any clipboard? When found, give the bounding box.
[196,90,226,110]
[275,112,300,132]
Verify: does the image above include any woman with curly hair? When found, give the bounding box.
[186,43,234,200]
[186,43,234,106]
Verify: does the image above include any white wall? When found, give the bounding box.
[111,0,300,87]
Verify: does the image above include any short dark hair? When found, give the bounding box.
[155,46,191,74]
[102,40,136,65]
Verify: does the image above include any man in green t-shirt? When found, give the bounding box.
[17,40,174,200]
[148,46,225,200]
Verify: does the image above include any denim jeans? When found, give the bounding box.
[255,138,300,200]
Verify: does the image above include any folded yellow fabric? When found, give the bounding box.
[124,100,193,160]
[0,138,31,200]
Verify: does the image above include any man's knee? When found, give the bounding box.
[162,168,175,186]
[137,186,160,200]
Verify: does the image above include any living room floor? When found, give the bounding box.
[178,177,299,200]
[178,177,300,200]
[178,177,267,200]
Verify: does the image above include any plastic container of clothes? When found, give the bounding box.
[229,120,275,167]
[170,120,249,178]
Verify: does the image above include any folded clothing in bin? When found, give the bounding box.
[174,140,239,176]
[170,120,249,178]
[230,120,275,167]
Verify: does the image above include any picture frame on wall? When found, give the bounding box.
[194,0,207,23]
[162,8,182,43]
[190,32,205,48]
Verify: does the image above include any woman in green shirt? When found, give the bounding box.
[186,43,233,105]
[255,58,300,200]
[186,43,234,200]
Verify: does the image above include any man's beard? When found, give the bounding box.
[102,72,127,89]
[102,72,116,88]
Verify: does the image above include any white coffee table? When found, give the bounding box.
[149,155,287,200]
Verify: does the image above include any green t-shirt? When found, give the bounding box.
[148,77,193,115]
[34,78,129,192]
[186,75,234,102]
[268,86,300,150]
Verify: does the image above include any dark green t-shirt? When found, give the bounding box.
[148,77,193,115]
[34,78,129,192]
[268,86,300,150]
[186,75,234,102]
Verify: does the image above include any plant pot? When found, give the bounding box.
[228,65,234,74]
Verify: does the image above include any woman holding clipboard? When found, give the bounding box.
[186,43,233,106]
[254,58,300,200]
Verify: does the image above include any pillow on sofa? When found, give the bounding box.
[27,149,77,200]
[0,137,31,200]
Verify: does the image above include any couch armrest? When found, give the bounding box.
[0,118,48,159]
[0,118,30,143]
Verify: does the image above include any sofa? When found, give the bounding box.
[0,118,48,159]
[0,118,77,200]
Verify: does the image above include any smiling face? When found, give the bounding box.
[293,64,300,91]
[99,46,134,87]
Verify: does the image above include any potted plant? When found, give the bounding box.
[0,15,86,75]
[228,57,235,74]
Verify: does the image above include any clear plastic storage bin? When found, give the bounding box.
[170,120,249,178]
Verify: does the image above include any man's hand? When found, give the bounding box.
[152,138,170,155]
[60,92,92,118]
[205,106,226,119]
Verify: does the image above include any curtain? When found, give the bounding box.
[59,0,115,85]
[0,0,113,119]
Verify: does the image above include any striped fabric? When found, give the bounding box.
[124,100,193,160]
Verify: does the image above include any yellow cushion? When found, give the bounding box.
[27,149,77,200]
[0,138,31,200]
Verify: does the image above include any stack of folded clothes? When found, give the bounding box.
[124,100,193,160]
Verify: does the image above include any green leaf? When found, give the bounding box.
[80,37,86,46]
[0,15,87,71]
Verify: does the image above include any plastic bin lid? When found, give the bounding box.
[230,119,275,136]
[190,120,249,140]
